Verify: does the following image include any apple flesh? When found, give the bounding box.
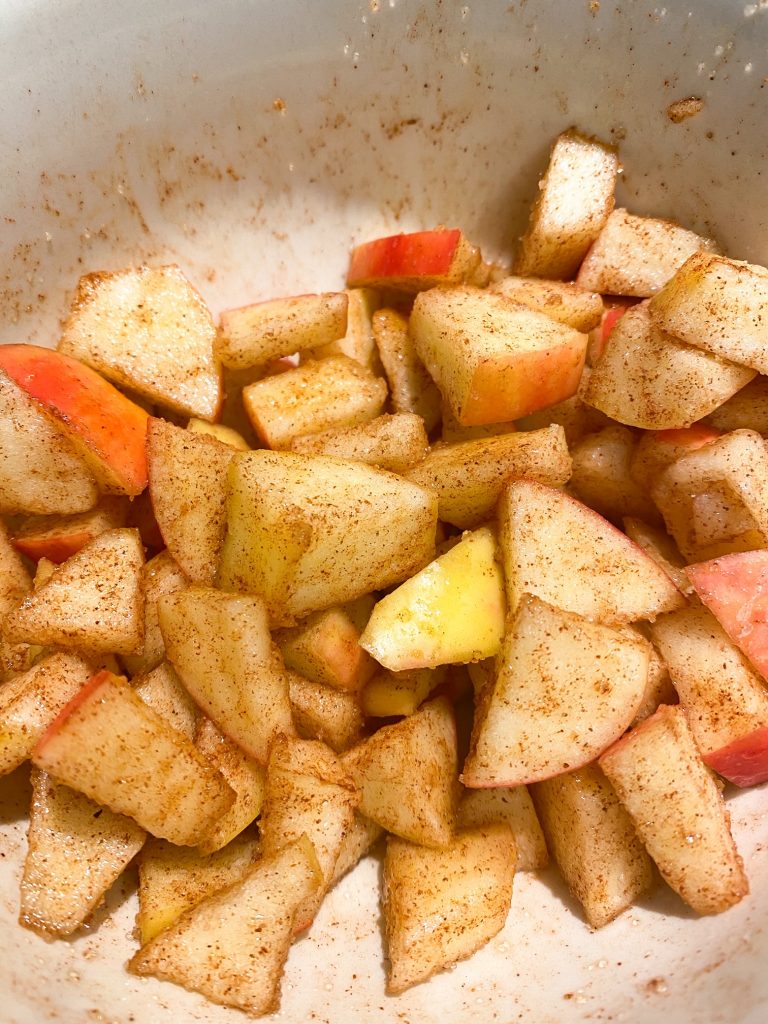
[11,499,128,564]
[347,228,481,291]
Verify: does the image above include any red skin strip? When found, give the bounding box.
[34,669,114,753]
[348,228,462,285]
[706,727,768,788]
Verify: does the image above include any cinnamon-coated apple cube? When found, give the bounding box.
[343,697,457,847]
[531,764,653,927]
[360,526,505,672]
[130,837,321,1017]
[0,368,98,515]
[0,522,33,680]
[216,291,348,368]
[372,308,442,433]
[122,550,188,678]
[147,418,234,586]
[243,355,387,450]
[576,208,719,297]
[195,718,266,854]
[32,670,235,846]
[513,129,618,280]
[291,412,429,473]
[704,375,768,435]
[132,661,198,740]
[582,301,754,429]
[514,369,609,447]
[11,498,128,564]
[599,704,748,915]
[218,450,438,623]
[275,599,375,693]
[499,480,684,624]
[649,251,768,373]
[187,418,249,450]
[59,264,221,420]
[330,812,384,886]
[260,735,358,928]
[489,276,603,332]
[348,227,481,292]
[629,424,721,496]
[651,605,768,786]
[360,666,445,718]
[311,288,381,369]
[3,528,145,655]
[652,429,768,561]
[405,424,571,529]
[287,670,364,752]
[0,345,150,496]
[623,623,678,725]
[457,785,547,872]
[158,587,294,764]
[440,401,518,444]
[569,425,662,525]
[463,596,650,788]
[383,825,516,994]
[411,286,588,427]
[622,517,692,596]
[137,832,259,945]
[20,769,146,936]
[0,652,92,775]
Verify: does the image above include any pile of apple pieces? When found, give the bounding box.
[2,127,768,1018]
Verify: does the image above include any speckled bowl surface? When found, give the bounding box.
[2,1,768,1022]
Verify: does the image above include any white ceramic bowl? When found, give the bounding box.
[2,2,768,1022]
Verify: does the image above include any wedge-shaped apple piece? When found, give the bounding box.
[649,251,768,374]
[130,837,321,1017]
[405,425,571,529]
[133,661,198,740]
[651,606,768,787]
[260,735,358,929]
[569,425,662,525]
[343,697,457,847]
[361,527,505,672]
[217,291,348,368]
[440,402,518,444]
[705,375,768,435]
[457,786,547,872]
[159,588,293,762]
[0,522,33,680]
[348,227,481,292]
[622,518,692,596]
[463,596,650,788]
[600,705,748,914]
[361,666,445,718]
[513,129,618,279]
[411,286,588,426]
[287,670,364,752]
[625,623,678,725]
[147,418,234,586]
[312,288,381,369]
[20,768,145,936]
[187,417,249,450]
[122,550,188,677]
[330,812,384,886]
[11,498,128,564]
[0,652,92,775]
[383,825,516,994]
[583,301,754,429]
[371,308,442,432]
[499,481,684,625]
[629,424,721,495]
[137,833,259,945]
[59,264,221,419]
[218,450,438,623]
[0,345,149,496]
[489,276,603,332]
[0,368,98,514]
[3,528,145,655]
[515,367,609,447]
[531,765,653,927]
[576,208,720,297]
[243,355,387,450]
[292,412,429,476]
[33,670,234,845]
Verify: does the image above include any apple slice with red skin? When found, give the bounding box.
[706,728,768,788]
[347,228,481,291]
[12,499,128,564]
[0,344,149,496]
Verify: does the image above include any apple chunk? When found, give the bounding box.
[11,498,128,564]
[33,670,235,846]
[347,227,481,291]
[462,595,650,788]
[0,521,34,680]
[410,286,588,426]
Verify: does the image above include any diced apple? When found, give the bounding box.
[383,826,516,994]
[287,670,364,752]
[360,666,445,718]
[216,291,348,368]
[405,425,571,529]
[360,527,505,671]
[132,661,198,740]
[347,228,481,291]
[514,368,609,447]
[158,587,294,763]
[59,264,221,420]
[11,498,128,564]
[33,670,235,846]
[371,308,442,432]
[704,375,768,435]
[625,623,678,725]
[513,129,618,280]
[2,528,145,655]
[291,412,429,473]
[489,276,603,332]
[462,595,650,788]
[121,550,188,678]
[569,424,663,525]
[330,813,384,887]
[0,522,33,680]
[311,288,382,370]
[218,450,437,623]
[622,518,692,596]
[629,424,721,496]
[457,786,547,872]
[599,705,748,915]
[410,286,588,426]
[498,480,685,624]
[440,400,518,444]
[187,418,249,451]
[275,598,375,693]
